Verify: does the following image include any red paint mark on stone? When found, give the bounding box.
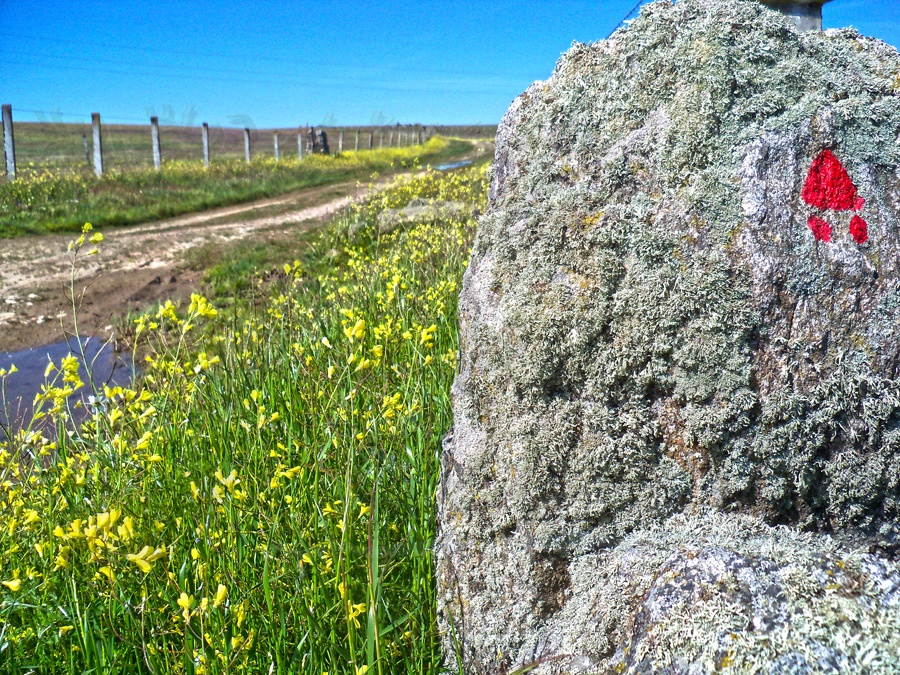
[808,215,832,242]
[802,149,864,212]
[850,215,868,244]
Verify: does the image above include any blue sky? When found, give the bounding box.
[1,0,897,129]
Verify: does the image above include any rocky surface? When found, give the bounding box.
[483,513,900,674]
[435,0,900,672]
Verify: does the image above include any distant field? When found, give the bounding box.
[0,136,487,235]
[3,121,496,177]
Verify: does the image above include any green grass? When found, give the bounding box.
[0,137,477,237]
[0,163,488,674]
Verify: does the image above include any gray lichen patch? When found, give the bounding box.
[436,0,900,672]
[610,513,900,675]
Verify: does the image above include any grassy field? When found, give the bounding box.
[0,162,488,673]
[2,121,496,176]
[0,136,478,237]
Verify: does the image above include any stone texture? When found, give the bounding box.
[435,0,900,672]
[480,513,900,675]
[602,515,900,674]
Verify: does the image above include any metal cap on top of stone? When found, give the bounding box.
[758,0,835,31]
[436,0,900,673]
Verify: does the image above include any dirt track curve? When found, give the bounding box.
[0,141,493,353]
[0,179,381,353]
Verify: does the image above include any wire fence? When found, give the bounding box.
[1,106,496,181]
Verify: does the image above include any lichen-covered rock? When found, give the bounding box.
[435,0,900,672]
[587,514,900,674]
[484,513,900,674]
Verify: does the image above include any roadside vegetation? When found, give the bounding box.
[0,137,473,237]
[0,162,488,673]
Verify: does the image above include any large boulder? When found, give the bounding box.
[435,0,900,672]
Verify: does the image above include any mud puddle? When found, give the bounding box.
[0,337,135,437]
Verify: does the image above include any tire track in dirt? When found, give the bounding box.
[0,179,380,352]
[1,183,375,295]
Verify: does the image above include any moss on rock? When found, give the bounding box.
[436,0,900,672]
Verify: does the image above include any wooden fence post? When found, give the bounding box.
[298,128,304,160]
[339,130,343,153]
[150,116,161,169]
[202,123,210,167]
[378,132,383,148]
[355,129,360,152]
[91,112,103,177]
[368,132,373,150]
[273,132,279,162]
[389,130,394,148]
[2,104,16,180]
[244,128,251,163]
[82,134,90,167]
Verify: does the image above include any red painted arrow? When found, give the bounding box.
[802,149,868,244]
[802,149,864,211]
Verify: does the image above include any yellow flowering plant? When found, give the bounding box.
[0,161,488,674]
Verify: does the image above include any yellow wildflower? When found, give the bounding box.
[214,469,239,493]
[343,318,366,342]
[116,516,135,542]
[125,545,165,574]
[2,578,21,592]
[213,583,227,609]
[177,592,193,622]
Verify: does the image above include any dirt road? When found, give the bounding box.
[0,139,493,354]
[0,179,381,353]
